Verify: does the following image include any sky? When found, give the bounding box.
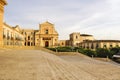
[4,0,120,40]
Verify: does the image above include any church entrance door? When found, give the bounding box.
[45,41,49,47]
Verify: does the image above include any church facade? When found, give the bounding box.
[22,21,59,47]
[35,22,58,47]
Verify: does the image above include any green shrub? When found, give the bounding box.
[77,48,85,53]
[47,47,75,52]
[110,47,120,55]
[56,47,73,52]
[95,48,110,58]
[77,48,96,57]
[83,49,96,57]
[48,47,120,59]
[47,48,56,52]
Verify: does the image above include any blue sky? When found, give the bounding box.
[4,0,120,40]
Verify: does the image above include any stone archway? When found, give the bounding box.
[28,42,30,46]
[45,41,49,47]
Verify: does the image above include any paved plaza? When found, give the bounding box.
[0,49,120,80]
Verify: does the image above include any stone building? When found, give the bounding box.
[2,21,59,47]
[35,21,59,47]
[62,33,120,49]
[59,40,67,47]
[69,32,94,46]
[0,0,7,46]
[3,23,24,46]
[59,32,95,47]
[22,29,35,46]
[21,21,59,47]
[80,34,95,41]
[79,40,120,50]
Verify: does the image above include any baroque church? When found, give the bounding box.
[22,21,59,47]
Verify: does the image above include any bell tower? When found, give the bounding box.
[0,0,7,46]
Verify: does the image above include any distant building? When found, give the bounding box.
[79,40,120,50]
[68,32,95,47]
[59,33,120,49]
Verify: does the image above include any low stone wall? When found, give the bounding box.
[1,46,35,50]
[0,46,79,56]
[54,52,78,56]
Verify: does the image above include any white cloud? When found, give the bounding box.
[4,0,120,40]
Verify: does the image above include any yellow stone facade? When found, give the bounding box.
[21,21,59,47]
[59,40,67,47]
[2,21,59,47]
[59,32,95,47]
[22,29,35,46]
[0,0,7,46]
[79,40,120,50]
[3,23,24,46]
[35,21,58,47]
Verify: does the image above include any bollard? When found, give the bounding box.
[76,49,78,52]
[106,56,109,61]
[92,55,94,58]
[56,49,58,52]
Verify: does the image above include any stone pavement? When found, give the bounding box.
[0,49,120,80]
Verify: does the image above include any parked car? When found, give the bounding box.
[113,52,120,62]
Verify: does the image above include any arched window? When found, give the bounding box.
[103,45,107,48]
[76,36,78,39]
[25,32,27,35]
[91,43,94,49]
[62,42,64,45]
[28,36,30,40]
[96,43,99,48]
[45,29,48,34]
[110,44,113,48]
[116,45,119,47]
[25,42,26,46]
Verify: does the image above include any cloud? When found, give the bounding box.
[4,0,120,40]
